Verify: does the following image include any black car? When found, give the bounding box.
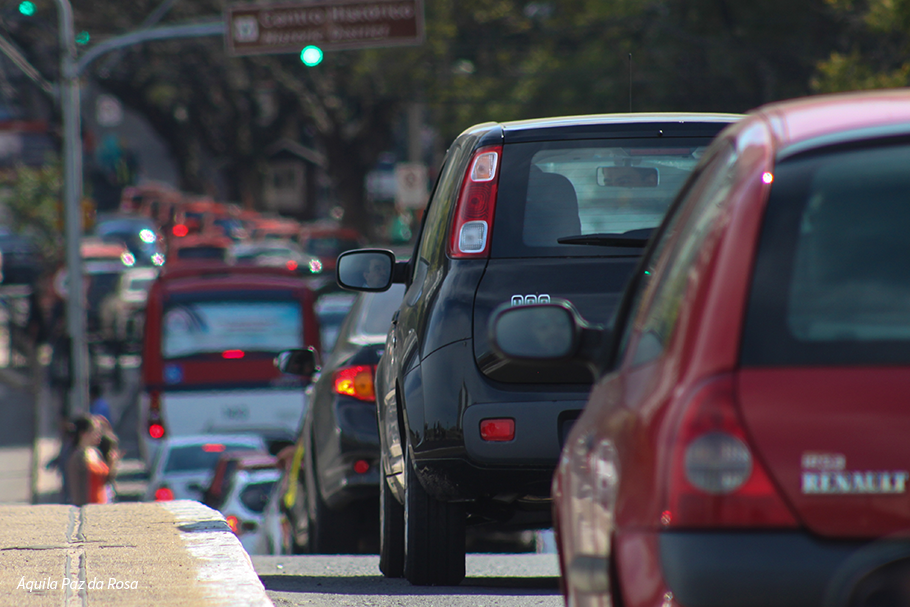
[285,284,405,553]
[335,112,741,585]
[0,227,43,285]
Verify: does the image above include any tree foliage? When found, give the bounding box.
[0,162,65,266]
[6,0,849,238]
[812,0,910,92]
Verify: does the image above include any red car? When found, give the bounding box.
[491,89,910,607]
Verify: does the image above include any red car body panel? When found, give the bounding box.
[738,368,910,538]
[552,90,910,607]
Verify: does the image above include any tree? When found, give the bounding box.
[6,0,849,241]
[812,0,910,93]
[0,162,65,267]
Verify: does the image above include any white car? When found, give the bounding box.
[215,454,282,554]
[142,434,266,503]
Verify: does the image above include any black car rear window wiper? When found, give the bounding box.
[557,228,653,248]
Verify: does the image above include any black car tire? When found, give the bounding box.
[403,444,466,586]
[379,465,405,577]
[305,446,360,554]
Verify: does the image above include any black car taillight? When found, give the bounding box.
[447,145,502,259]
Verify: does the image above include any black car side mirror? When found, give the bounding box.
[336,249,401,292]
[488,299,614,379]
[274,347,320,380]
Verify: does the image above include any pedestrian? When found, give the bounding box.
[65,414,117,505]
[89,382,112,425]
[95,415,121,502]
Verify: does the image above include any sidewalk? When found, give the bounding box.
[0,501,274,606]
[1,358,274,605]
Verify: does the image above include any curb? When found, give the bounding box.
[0,502,275,606]
[162,501,275,607]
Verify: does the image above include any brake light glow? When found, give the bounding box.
[480,418,515,442]
[147,391,166,439]
[286,260,298,271]
[664,375,798,528]
[155,487,174,501]
[333,365,376,402]
[222,349,245,359]
[448,145,502,259]
[203,444,226,453]
[226,515,240,534]
[172,224,188,237]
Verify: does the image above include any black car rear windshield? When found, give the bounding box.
[742,140,910,365]
[491,137,714,257]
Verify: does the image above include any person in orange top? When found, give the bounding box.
[66,414,116,505]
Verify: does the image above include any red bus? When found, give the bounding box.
[139,262,320,466]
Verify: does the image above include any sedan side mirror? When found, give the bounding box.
[489,299,614,378]
[274,347,320,380]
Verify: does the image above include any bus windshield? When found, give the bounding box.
[162,300,302,358]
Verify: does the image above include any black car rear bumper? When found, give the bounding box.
[403,340,587,505]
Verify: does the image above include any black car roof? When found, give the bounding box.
[467,112,743,145]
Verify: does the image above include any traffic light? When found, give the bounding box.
[300,45,323,67]
[75,31,90,45]
[18,1,36,16]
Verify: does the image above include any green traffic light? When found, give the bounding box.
[18,1,36,16]
[300,45,323,67]
[75,31,90,45]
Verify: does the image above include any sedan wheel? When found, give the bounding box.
[379,465,405,577]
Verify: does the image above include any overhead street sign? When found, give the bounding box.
[226,0,424,57]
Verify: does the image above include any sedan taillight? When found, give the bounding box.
[333,365,376,402]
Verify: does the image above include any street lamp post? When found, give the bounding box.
[42,2,223,416]
[53,0,89,415]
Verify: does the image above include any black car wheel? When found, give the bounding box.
[403,443,466,586]
[305,444,360,554]
[379,464,405,577]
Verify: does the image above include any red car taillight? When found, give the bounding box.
[447,145,502,259]
[664,375,798,528]
[147,391,166,439]
[333,365,376,402]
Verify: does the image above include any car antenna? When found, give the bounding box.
[628,53,633,112]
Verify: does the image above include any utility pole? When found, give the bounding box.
[44,0,223,415]
[53,0,89,415]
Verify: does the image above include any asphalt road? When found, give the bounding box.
[253,554,563,607]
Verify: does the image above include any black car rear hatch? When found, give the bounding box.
[473,116,739,383]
